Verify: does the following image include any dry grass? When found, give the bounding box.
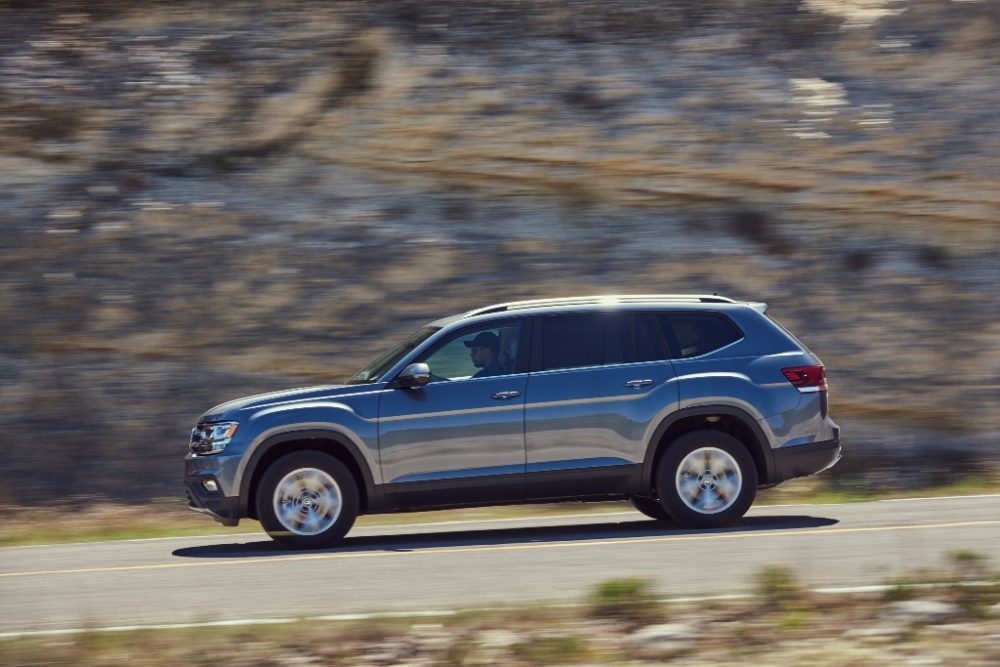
[0,501,260,547]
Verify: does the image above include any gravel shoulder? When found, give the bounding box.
[2,572,998,666]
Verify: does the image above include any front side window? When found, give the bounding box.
[417,320,524,382]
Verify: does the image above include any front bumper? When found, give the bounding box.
[770,436,841,484]
[185,449,244,525]
[185,474,240,526]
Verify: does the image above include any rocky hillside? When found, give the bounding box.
[1,0,998,504]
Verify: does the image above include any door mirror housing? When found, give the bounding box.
[394,363,431,389]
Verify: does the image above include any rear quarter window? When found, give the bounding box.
[658,313,744,358]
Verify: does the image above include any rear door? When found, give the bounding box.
[522,311,679,499]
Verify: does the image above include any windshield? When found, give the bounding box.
[346,326,440,384]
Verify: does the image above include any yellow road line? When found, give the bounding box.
[2,519,998,579]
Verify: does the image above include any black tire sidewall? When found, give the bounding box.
[656,431,757,529]
[630,496,672,521]
[256,451,359,549]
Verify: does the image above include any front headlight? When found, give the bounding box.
[190,421,239,455]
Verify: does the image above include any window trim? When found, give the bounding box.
[669,338,745,361]
[527,357,672,379]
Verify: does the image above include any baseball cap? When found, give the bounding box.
[463,331,500,352]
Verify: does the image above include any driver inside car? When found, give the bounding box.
[464,331,505,378]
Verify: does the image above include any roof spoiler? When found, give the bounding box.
[746,302,768,314]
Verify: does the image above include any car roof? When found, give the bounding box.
[429,295,767,328]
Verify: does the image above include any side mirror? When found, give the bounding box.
[395,363,431,389]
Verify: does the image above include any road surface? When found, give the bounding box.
[2,495,998,635]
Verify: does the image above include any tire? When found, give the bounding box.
[655,430,757,529]
[629,496,672,521]
[256,451,359,549]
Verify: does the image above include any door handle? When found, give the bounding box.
[624,379,654,388]
[491,390,521,400]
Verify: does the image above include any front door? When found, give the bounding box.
[378,318,529,509]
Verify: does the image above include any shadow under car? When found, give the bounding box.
[172,514,839,559]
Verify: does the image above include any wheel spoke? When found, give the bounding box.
[699,488,719,510]
[708,454,729,477]
[303,511,322,533]
[316,489,337,513]
[279,504,298,525]
[716,475,739,500]
[679,477,701,501]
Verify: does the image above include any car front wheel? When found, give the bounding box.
[655,431,757,529]
[256,451,359,549]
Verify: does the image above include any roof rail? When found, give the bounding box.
[464,294,738,318]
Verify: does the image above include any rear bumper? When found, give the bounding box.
[770,437,841,484]
[185,476,240,527]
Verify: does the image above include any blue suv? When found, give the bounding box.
[185,295,841,548]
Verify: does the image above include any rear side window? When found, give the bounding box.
[539,314,611,371]
[658,313,743,358]
[537,313,669,370]
[635,313,668,362]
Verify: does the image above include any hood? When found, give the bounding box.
[199,383,380,421]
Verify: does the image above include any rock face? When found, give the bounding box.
[1,1,998,504]
[887,600,962,624]
[628,623,695,657]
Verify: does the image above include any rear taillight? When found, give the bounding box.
[782,365,827,393]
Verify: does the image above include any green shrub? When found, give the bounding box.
[883,577,917,602]
[943,552,999,615]
[755,564,805,609]
[776,610,816,631]
[512,636,592,664]
[589,577,660,622]
[947,550,990,580]
[882,552,999,615]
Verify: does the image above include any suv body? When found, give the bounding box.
[185,295,840,547]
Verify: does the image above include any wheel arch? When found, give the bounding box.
[239,429,378,519]
[642,406,774,497]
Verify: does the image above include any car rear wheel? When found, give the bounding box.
[256,451,359,549]
[656,430,757,529]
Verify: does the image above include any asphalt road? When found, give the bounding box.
[2,495,999,635]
